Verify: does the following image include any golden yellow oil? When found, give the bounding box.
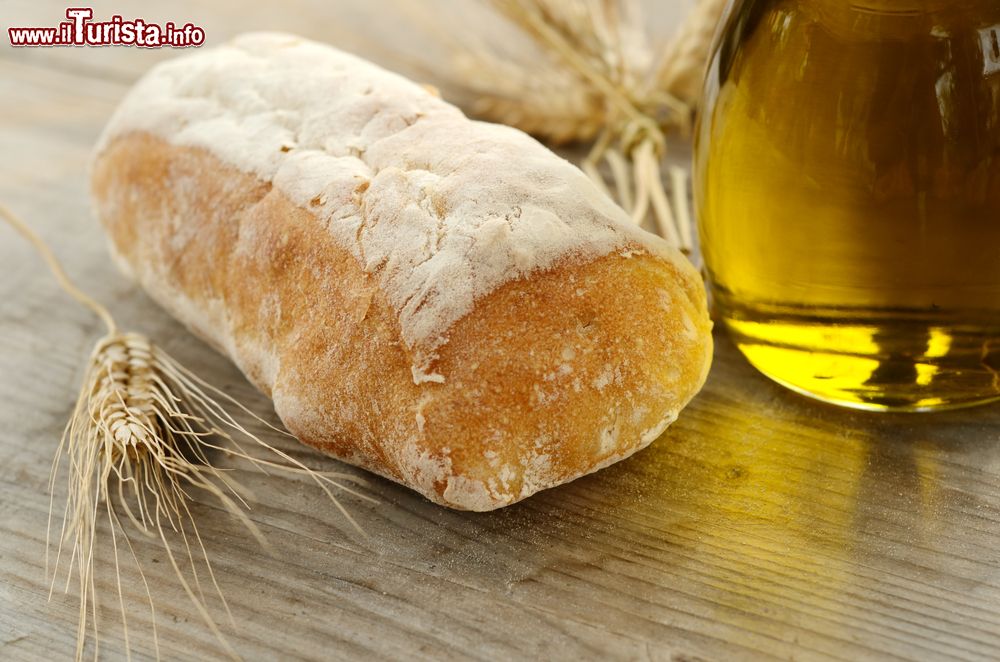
[695,0,1000,411]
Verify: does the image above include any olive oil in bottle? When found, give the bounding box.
[695,0,1000,411]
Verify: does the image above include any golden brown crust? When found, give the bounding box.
[91,133,713,510]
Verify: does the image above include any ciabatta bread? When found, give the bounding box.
[90,33,713,511]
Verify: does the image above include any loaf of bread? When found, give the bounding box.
[90,33,713,511]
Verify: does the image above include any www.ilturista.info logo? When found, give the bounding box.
[8,8,205,48]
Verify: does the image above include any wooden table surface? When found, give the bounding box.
[3,2,1000,660]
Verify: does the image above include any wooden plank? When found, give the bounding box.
[2,8,1000,661]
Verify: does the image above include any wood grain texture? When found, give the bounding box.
[3,2,1000,660]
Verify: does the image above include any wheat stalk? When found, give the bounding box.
[1,204,373,660]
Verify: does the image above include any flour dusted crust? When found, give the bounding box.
[91,33,713,510]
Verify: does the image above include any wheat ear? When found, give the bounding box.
[651,0,729,108]
[1,204,373,661]
[417,1,704,252]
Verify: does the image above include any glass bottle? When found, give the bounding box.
[695,0,1000,411]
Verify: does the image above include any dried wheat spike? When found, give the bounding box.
[651,0,729,108]
[449,49,608,144]
[51,330,372,660]
[1,204,372,661]
[402,1,717,250]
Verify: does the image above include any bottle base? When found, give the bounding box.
[721,303,1000,413]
